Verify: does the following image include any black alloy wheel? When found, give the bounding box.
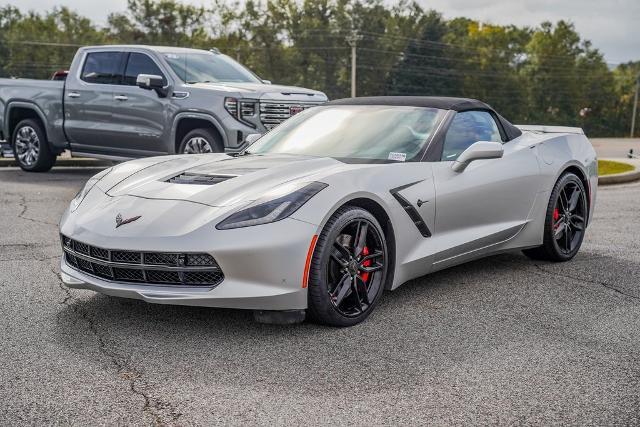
[523,172,588,261]
[307,206,389,326]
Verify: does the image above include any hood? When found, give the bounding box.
[96,154,344,208]
[191,81,328,103]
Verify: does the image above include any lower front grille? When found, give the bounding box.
[61,235,224,288]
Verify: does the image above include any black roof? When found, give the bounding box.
[327,96,522,141]
[327,96,492,111]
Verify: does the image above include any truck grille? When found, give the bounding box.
[61,234,224,287]
[259,101,323,130]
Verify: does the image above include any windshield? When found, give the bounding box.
[164,52,261,84]
[247,105,445,162]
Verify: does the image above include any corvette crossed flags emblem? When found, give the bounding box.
[115,213,141,229]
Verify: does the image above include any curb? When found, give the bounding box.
[599,159,640,185]
[0,158,111,168]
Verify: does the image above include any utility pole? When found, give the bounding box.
[346,30,362,98]
[631,73,640,138]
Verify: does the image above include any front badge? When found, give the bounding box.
[115,213,141,229]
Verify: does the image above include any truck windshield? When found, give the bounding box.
[246,105,446,162]
[163,52,261,84]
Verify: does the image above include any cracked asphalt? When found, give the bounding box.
[1,167,639,425]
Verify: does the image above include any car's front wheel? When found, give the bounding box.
[307,206,389,327]
[523,172,588,261]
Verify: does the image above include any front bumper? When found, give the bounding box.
[60,195,319,310]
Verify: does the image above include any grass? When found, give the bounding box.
[598,159,635,176]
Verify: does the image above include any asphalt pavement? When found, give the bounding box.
[1,167,639,425]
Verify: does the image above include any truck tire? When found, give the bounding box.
[12,119,56,172]
[178,128,224,154]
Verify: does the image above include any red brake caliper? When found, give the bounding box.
[360,246,371,282]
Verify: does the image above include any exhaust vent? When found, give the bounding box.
[166,172,235,185]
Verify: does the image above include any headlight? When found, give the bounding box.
[216,182,327,230]
[224,97,257,128]
[70,167,112,212]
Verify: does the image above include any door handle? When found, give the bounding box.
[67,92,80,98]
[417,199,428,207]
[114,95,128,101]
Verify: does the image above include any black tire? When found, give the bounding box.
[12,119,56,172]
[523,172,588,262]
[178,128,224,154]
[307,206,389,327]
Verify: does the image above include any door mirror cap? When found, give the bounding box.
[244,133,262,145]
[451,141,503,172]
[262,79,272,85]
[136,73,164,89]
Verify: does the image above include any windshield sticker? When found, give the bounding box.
[388,152,407,162]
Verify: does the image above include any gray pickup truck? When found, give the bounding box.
[0,45,327,171]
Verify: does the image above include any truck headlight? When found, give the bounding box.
[224,97,257,128]
[70,167,112,212]
[216,182,327,230]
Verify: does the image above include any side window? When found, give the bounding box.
[441,111,502,161]
[81,52,124,84]
[123,53,166,86]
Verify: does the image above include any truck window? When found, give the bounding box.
[81,52,125,85]
[163,52,261,84]
[123,53,167,86]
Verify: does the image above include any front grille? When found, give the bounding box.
[61,234,223,288]
[259,101,322,130]
[112,250,142,264]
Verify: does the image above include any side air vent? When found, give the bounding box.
[390,181,432,238]
[166,173,235,185]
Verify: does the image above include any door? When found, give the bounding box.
[431,110,541,267]
[109,52,171,156]
[64,51,126,155]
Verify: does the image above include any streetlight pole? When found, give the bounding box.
[346,30,362,98]
[631,74,640,138]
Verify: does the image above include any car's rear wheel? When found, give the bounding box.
[178,128,223,154]
[12,119,56,172]
[523,172,588,261]
[307,206,389,327]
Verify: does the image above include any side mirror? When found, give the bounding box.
[451,141,503,172]
[136,74,164,89]
[262,79,272,85]
[244,133,262,145]
[136,74,169,97]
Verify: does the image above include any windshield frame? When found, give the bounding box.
[244,105,448,164]
[162,51,263,84]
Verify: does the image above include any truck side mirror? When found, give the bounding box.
[136,74,169,97]
[451,141,503,172]
[136,74,164,89]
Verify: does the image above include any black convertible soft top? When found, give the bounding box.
[327,96,522,141]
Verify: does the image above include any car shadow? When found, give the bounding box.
[52,248,638,354]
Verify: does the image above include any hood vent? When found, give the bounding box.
[166,172,235,185]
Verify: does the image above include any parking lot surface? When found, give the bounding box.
[1,167,639,425]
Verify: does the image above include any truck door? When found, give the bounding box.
[108,52,170,156]
[64,51,126,157]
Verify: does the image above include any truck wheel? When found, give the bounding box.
[178,128,223,154]
[12,119,56,172]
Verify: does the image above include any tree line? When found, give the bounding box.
[0,0,638,137]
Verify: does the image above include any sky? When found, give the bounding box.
[4,0,639,64]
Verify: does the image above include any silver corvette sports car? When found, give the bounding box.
[59,97,597,326]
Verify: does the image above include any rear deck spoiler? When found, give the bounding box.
[516,125,584,135]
